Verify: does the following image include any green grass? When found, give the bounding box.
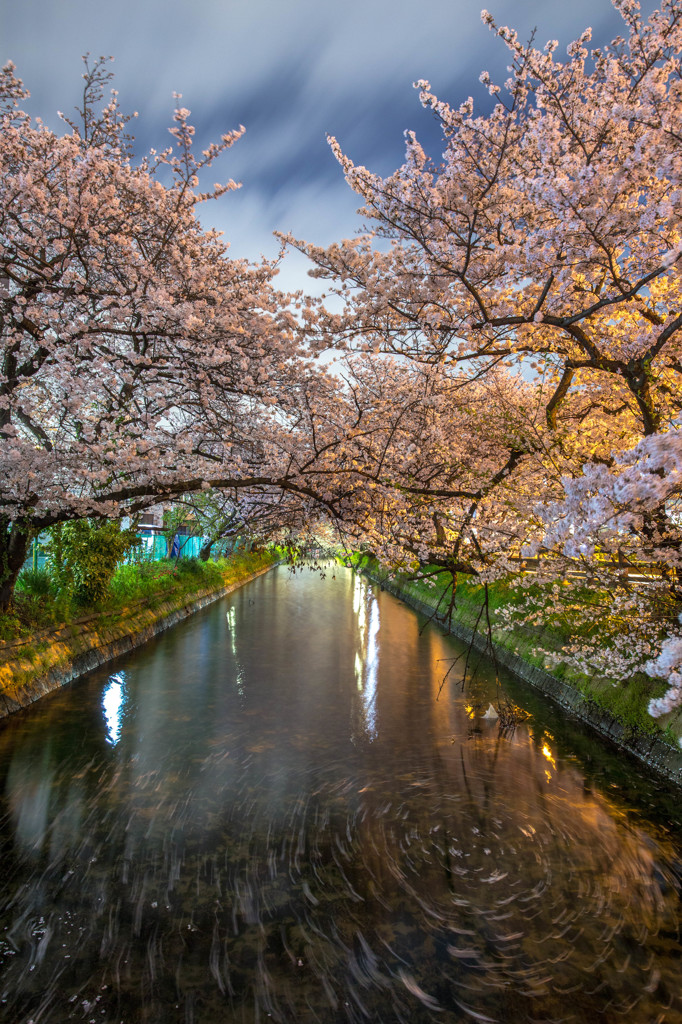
[0,551,279,663]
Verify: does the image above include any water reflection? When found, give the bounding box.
[352,575,380,741]
[226,605,245,698]
[5,748,54,855]
[102,671,125,745]
[0,565,679,1024]
[364,597,380,739]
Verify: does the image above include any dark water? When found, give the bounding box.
[0,566,681,1024]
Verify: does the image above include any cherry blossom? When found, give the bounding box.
[0,58,320,608]
[288,0,682,715]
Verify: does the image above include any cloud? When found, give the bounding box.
[3,0,661,290]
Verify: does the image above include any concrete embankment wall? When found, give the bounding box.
[365,569,682,789]
[0,564,274,718]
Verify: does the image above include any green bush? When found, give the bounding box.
[174,557,205,578]
[47,520,138,606]
[16,567,53,598]
[0,613,24,643]
[109,563,145,603]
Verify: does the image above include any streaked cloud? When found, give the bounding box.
[2,0,660,283]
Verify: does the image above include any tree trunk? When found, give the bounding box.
[199,538,214,562]
[0,519,33,612]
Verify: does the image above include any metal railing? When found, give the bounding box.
[510,553,674,586]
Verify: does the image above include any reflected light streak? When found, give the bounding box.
[352,574,363,617]
[542,743,556,785]
[355,652,363,691]
[542,743,557,771]
[354,577,367,636]
[102,673,126,745]
[353,575,367,693]
[226,606,244,696]
[362,598,380,739]
[352,575,380,740]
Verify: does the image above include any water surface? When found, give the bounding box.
[0,566,680,1023]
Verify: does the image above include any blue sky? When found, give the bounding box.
[2,0,659,292]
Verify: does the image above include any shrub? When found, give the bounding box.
[16,567,53,599]
[109,563,145,603]
[0,613,24,643]
[47,520,138,606]
[174,557,205,578]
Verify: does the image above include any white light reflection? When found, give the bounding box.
[102,672,126,745]
[352,574,380,741]
[363,598,380,739]
[354,575,366,692]
[226,606,245,696]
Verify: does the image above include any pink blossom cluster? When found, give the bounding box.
[646,628,682,720]
[283,0,682,723]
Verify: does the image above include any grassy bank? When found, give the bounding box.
[0,551,279,709]
[350,554,682,750]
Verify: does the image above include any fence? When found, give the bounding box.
[23,531,245,574]
[510,554,673,586]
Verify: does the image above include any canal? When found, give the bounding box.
[0,565,680,1023]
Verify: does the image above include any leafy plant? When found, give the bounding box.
[175,557,205,578]
[46,520,138,606]
[16,567,53,599]
[0,613,24,643]
[162,507,193,560]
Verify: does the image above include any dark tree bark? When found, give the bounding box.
[199,538,214,562]
[0,519,33,611]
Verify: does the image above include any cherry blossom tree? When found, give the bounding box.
[286,0,682,711]
[292,0,681,442]
[536,417,682,716]
[156,486,324,561]
[0,58,319,609]
[270,353,546,574]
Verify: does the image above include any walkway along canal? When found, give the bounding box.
[0,565,680,1023]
